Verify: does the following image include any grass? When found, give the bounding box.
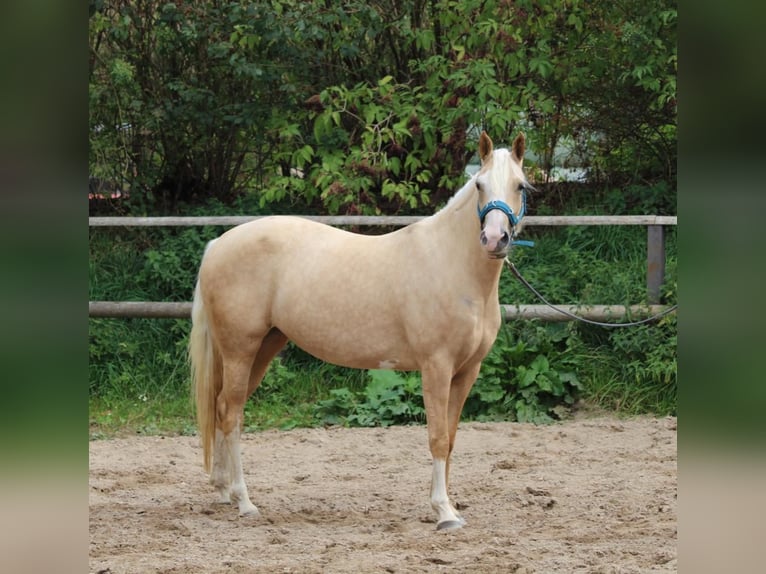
[89,393,324,439]
[88,342,371,439]
[89,395,196,439]
[576,366,676,416]
[88,337,677,439]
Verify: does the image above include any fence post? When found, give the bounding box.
[647,225,665,304]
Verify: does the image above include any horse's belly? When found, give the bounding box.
[284,327,418,371]
[274,299,492,373]
[273,302,419,371]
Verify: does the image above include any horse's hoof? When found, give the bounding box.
[238,505,261,518]
[436,519,464,531]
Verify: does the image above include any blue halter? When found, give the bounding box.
[477,189,534,248]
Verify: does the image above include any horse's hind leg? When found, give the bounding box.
[212,329,288,515]
[210,427,232,503]
[216,355,260,516]
[247,328,289,395]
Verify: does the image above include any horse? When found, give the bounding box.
[188,131,532,530]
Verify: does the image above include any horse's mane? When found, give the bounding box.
[437,174,477,215]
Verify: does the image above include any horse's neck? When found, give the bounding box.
[425,181,505,297]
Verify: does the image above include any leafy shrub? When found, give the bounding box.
[140,227,218,300]
[89,228,194,399]
[89,317,190,400]
[314,370,425,427]
[467,324,582,423]
[90,0,675,211]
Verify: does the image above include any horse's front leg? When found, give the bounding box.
[422,362,464,531]
[442,362,483,521]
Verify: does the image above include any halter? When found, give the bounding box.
[477,188,535,248]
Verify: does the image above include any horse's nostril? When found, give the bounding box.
[480,231,488,245]
[499,231,510,248]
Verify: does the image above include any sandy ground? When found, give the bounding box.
[89,416,677,573]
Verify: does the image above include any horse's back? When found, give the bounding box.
[203,216,407,282]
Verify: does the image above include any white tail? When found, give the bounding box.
[188,243,220,473]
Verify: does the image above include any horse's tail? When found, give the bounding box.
[189,240,220,473]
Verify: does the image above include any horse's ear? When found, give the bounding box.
[479,131,493,163]
[512,132,526,165]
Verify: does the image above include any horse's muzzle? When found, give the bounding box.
[480,228,511,258]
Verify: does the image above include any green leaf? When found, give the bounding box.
[517,366,538,388]
[559,372,582,390]
[531,355,550,374]
[387,157,401,176]
[536,375,553,393]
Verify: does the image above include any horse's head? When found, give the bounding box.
[475,131,532,259]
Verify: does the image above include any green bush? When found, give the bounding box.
[314,370,425,427]
[467,324,582,423]
[90,0,675,210]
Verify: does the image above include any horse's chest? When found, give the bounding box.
[459,294,500,326]
[448,297,501,355]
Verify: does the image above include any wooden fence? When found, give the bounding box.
[89,214,677,321]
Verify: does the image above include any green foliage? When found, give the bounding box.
[303,80,444,214]
[243,354,368,431]
[89,226,201,404]
[90,0,676,212]
[579,315,677,415]
[608,315,677,388]
[467,325,582,423]
[89,0,308,209]
[89,317,190,401]
[314,370,425,427]
[492,218,677,417]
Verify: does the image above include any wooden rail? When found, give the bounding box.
[88,301,674,322]
[89,214,677,227]
[89,214,676,318]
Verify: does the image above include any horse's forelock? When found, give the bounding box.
[485,148,525,186]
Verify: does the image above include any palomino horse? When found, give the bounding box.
[189,131,531,530]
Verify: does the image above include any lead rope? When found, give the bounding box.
[503,257,678,328]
